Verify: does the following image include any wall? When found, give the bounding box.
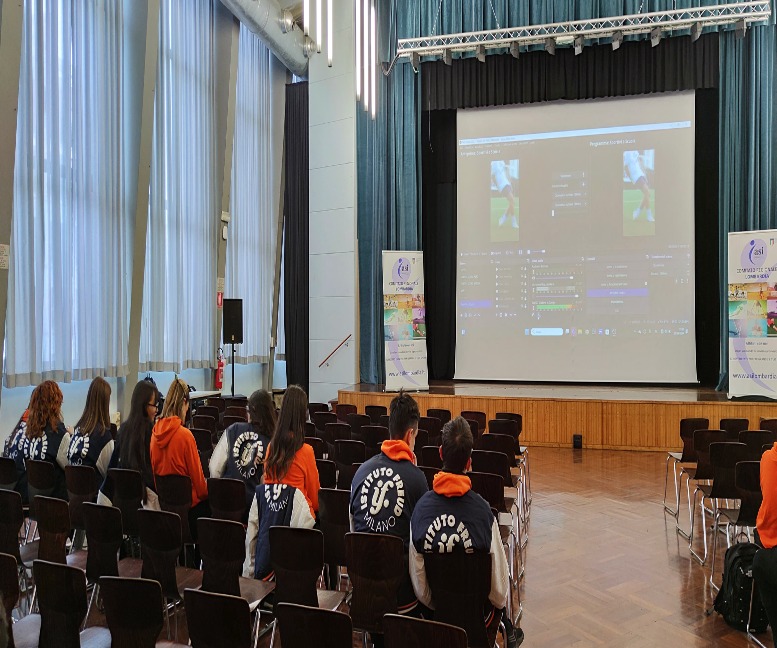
[307,0,358,404]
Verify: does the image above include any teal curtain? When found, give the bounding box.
[717,23,777,389]
[357,0,761,384]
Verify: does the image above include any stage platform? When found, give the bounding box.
[337,382,777,451]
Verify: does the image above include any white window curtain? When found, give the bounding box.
[225,25,285,364]
[6,0,130,388]
[139,0,218,372]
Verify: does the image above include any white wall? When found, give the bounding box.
[307,0,358,405]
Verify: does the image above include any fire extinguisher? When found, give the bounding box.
[215,347,225,391]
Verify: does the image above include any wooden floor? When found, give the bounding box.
[79,447,768,647]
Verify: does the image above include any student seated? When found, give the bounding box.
[753,441,777,633]
[349,390,428,615]
[150,378,209,533]
[210,388,276,517]
[67,376,115,488]
[99,379,160,510]
[409,416,524,647]
[243,385,317,579]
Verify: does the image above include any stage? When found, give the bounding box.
[337,382,777,451]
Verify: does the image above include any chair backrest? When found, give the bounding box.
[739,429,777,460]
[64,463,97,531]
[383,613,468,648]
[418,417,442,443]
[137,508,182,600]
[155,473,193,543]
[308,403,330,419]
[192,415,216,435]
[461,411,486,432]
[222,415,245,429]
[678,418,709,462]
[423,551,492,648]
[269,526,324,608]
[720,418,750,440]
[35,495,71,564]
[207,397,226,413]
[316,459,337,489]
[195,405,220,421]
[336,462,362,491]
[335,403,357,422]
[419,466,438,490]
[760,418,777,435]
[185,588,253,648]
[345,532,405,634]
[495,412,522,431]
[108,468,144,536]
[0,456,18,490]
[379,414,391,428]
[420,446,442,469]
[318,488,350,568]
[82,503,122,584]
[191,428,214,454]
[477,433,516,468]
[0,488,23,560]
[735,461,763,527]
[313,412,338,433]
[0,552,19,634]
[471,450,512,486]
[26,459,57,519]
[305,436,326,459]
[207,477,247,523]
[692,430,727,480]
[305,421,316,437]
[198,517,244,597]
[346,413,372,442]
[708,442,749,499]
[364,405,388,425]
[100,576,164,648]
[464,419,480,443]
[323,422,351,445]
[334,439,366,466]
[468,471,506,513]
[33,559,88,648]
[487,419,520,453]
[225,406,248,421]
[276,602,353,648]
[362,425,390,451]
[415,429,429,449]
[427,408,452,425]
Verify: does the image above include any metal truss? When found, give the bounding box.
[395,2,771,58]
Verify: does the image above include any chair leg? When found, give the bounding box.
[663,455,679,515]
[269,619,277,648]
[689,488,709,565]
[710,512,721,591]
[83,582,99,630]
[676,472,692,539]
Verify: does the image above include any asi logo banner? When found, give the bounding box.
[382,251,429,392]
[728,229,777,398]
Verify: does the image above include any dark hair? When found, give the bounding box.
[388,390,419,440]
[248,389,276,437]
[117,380,158,501]
[75,377,112,437]
[265,385,307,482]
[27,381,63,439]
[440,416,473,474]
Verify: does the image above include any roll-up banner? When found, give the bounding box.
[382,251,429,392]
[728,230,777,398]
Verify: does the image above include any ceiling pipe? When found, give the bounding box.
[219,0,309,77]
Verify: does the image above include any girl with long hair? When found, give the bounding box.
[68,377,115,486]
[150,378,209,525]
[98,380,159,507]
[210,389,276,516]
[4,380,71,501]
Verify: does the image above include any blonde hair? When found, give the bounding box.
[161,378,189,420]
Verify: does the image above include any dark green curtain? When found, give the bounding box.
[357,0,760,385]
[718,24,777,389]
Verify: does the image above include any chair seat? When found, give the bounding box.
[668,451,682,461]
[66,549,88,571]
[683,467,697,481]
[239,576,275,611]
[118,557,144,578]
[498,512,513,529]
[176,565,204,597]
[79,626,112,648]
[317,587,347,611]
[12,613,41,648]
[697,483,713,498]
[718,507,743,524]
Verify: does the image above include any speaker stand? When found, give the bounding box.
[231,343,236,398]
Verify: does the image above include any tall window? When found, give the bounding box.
[139,0,219,371]
[6,0,130,387]
[224,25,284,364]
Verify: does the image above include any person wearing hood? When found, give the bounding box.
[150,378,209,533]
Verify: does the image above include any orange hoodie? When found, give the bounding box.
[758,443,777,548]
[150,416,208,506]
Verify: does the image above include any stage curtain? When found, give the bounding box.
[717,24,777,389]
[283,82,310,391]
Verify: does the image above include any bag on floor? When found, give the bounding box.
[713,542,769,633]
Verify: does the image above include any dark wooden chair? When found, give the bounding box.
[207,477,246,523]
[323,423,351,449]
[191,427,214,455]
[318,488,351,590]
[739,429,777,460]
[197,517,274,610]
[0,456,19,490]
[0,552,20,648]
[664,417,708,517]
[305,421,316,437]
[313,412,338,435]
[225,406,248,422]
[184,588,253,648]
[0,488,24,560]
[418,417,442,445]
[383,613,468,648]
[305,436,326,459]
[419,466,439,490]
[346,413,371,443]
[155,473,194,547]
[464,419,481,444]
[345,532,405,644]
[316,459,337,489]
[760,417,777,435]
[677,429,727,540]
[427,408,452,425]
[487,419,520,452]
[195,405,220,423]
[334,440,365,491]
[26,459,57,520]
[26,495,72,567]
[308,403,330,419]
[192,415,216,436]
[64,464,98,535]
[364,405,387,426]
[335,403,357,422]
[424,551,496,648]
[222,415,245,429]
[471,450,514,495]
[461,410,487,433]
[276,602,353,648]
[361,425,389,458]
[379,414,391,428]
[420,446,442,469]
[108,468,145,540]
[207,397,226,414]
[495,412,522,430]
[415,428,429,449]
[720,418,750,441]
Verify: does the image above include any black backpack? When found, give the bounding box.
[713,542,769,633]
